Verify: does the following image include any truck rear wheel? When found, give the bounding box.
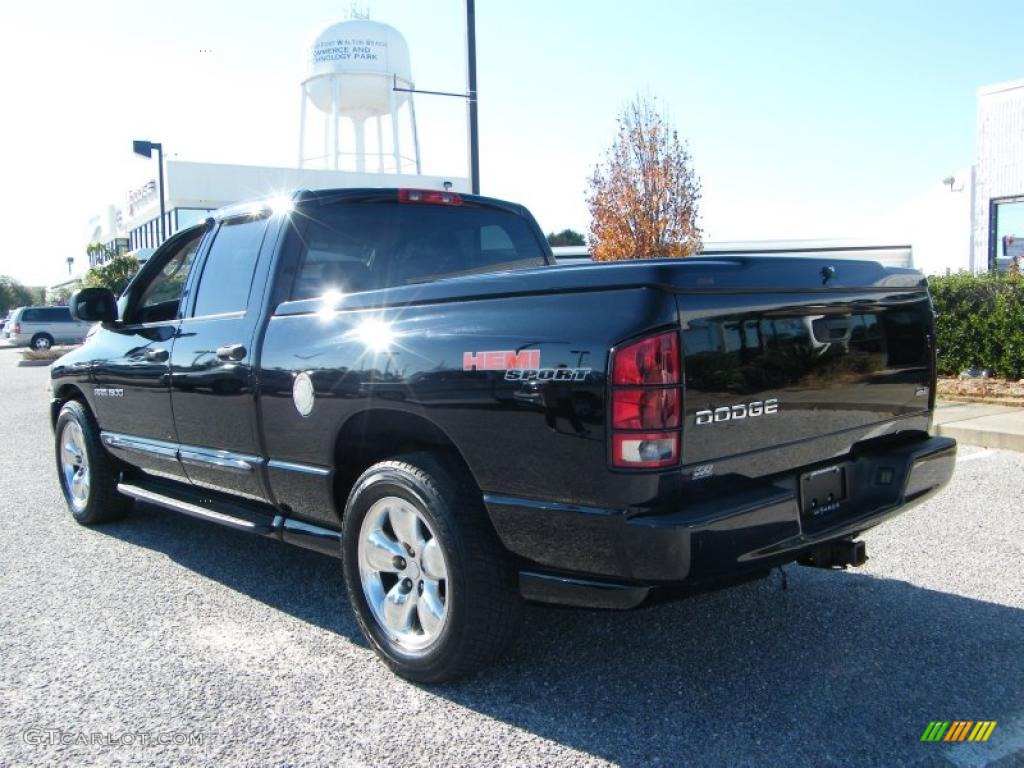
[341,453,522,682]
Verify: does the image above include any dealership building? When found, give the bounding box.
[973,78,1024,271]
[871,76,1024,276]
[85,161,465,263]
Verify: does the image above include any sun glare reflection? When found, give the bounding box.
[267,195,295,216]
[350,318,397,353]
[317,290,344,321]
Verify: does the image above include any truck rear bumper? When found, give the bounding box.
[486,434,956,608]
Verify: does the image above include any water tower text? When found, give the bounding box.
[313,38,385,64]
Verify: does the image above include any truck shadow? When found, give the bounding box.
[99,503,1022,767]
[96,503,365,643]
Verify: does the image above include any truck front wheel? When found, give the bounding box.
[55,400,132,525]
[341,454,523,682]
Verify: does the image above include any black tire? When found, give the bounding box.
[341,453,523,683]
[54,400,132,525]
[31,333,54,351]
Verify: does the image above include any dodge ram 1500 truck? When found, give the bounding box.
[51,188,956,682]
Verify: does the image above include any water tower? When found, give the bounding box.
[298,18,421,174]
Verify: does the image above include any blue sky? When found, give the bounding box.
[1,0,1021,285]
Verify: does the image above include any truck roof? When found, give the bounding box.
[211,188,532,222]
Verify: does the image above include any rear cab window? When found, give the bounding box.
[191,217,268,317]
[289,201,547,300]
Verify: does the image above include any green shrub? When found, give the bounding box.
[82,254,140,296]
[928,272,1024,379]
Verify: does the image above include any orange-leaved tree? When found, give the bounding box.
[587,96,702,261]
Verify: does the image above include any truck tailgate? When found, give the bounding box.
[676,260,933,469]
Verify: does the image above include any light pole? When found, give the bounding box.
[466,0,480,195]
[132,140,167,244]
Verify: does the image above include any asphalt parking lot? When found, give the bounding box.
[0,345,1021,767]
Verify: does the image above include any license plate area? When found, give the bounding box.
[800,464,847,517]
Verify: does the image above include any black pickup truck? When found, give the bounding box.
[52,188,956,682]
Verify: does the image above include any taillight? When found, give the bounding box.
[13,323,20,334]
[610,330,682,469]
[398,189,463,206]
[612,432,680,468]
[611,388,680,430]
[612,332,679,385]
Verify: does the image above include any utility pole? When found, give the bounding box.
[466,0,480,194]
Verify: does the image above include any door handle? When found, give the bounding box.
[216,343,247,362]
[145,348,169,363]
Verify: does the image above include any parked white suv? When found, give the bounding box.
[4,306,91,350]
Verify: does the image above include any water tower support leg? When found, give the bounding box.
[390,88,402,174]
[410,97,422,175]
[355,118,366,173]
[376,115,384,173]
[298,89,307,168]
[332,81,340,170]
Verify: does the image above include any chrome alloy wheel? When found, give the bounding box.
[357,496,449,653]
[59,420,90,512]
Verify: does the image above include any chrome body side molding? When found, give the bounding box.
[179,447,259,474]
[101,432,178,459]
[101,431,260,473]
[266,459,331,477]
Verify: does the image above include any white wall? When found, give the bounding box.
[973,79,1024,267]
[868,166,974,276]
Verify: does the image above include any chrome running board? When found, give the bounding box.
[115,480,342,557]
[117,482,276,534]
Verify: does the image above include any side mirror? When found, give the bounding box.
[70,287,118,323]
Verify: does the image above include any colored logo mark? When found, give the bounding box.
[921,721,997,742]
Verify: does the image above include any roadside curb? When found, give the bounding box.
[16,359,51,368]
[935,422,1024,452]
[933,400,1024,453]
[938,395,1024,408]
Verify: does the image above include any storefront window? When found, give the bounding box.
[991,196,1024,271]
